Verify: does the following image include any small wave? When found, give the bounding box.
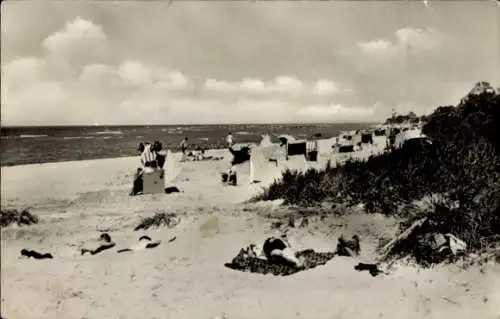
[20,134,48,138]
[63,136,95,140]
[198,137,209,141]
[236,131,252,135]
[92,130,123,135]
[162,128,183,134]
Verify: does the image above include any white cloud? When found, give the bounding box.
[203,76,346,98]
[117,60,153,87]
[79,63,116,86]
[240,78,266,92]
[270,75,304,93]
[312,80,339,96]
[2,57,47,90]
[1,17,374,125]
[298,103,378,121]
[165,71,189,89]
[357,27,443,58]
[2,81,69,125]
[204,78,236,92]
[395,27,443,52]
[357,39,395,56]
[42,17,107,69]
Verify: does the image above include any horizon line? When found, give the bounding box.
[0,121,381,128]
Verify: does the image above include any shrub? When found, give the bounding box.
[256,82,500,251]
[0,209,39,227]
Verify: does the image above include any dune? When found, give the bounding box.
[1,143,498,319]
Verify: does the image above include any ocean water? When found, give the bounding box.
[0,123,371,167]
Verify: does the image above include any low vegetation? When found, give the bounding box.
[134,212,180,231]
[0,209,39,227]
[384,111,427,125]
[254,82,500,256]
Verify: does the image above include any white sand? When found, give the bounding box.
[1,145,499,319]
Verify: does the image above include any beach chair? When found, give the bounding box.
[142,169,165,194]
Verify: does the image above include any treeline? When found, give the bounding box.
[254,82,500,250]
[384,111,427,125]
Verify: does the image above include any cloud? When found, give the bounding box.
[270,76,304,93]
[204,78,236,92]
[312,80,340,96]
[297,103,379,121]
[42,17,107,66]
[203,76,346,98]
[116,60,153,87]
[357,40,396,57]
[1,17,377,126]
[357,27,444,58]
[395,27,443,52]
[2,81,70,125]
[164,71,189,90]
[1,57,47,90]
[79,63,117,86]
[240,78,267,92]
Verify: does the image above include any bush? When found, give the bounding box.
[0,209,39,227]
[256,82,500,251]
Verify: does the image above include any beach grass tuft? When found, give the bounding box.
[134,212,180,231]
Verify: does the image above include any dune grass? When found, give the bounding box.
[134,212,180,231]
[254,82,500,253]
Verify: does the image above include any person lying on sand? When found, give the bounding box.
[117,235,161,253]
[20,249,53,260]
[81,233,116,256]
[262,236,305,268]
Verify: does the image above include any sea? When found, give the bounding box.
[0,123,372,167]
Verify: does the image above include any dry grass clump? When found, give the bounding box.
[134,212,180,231]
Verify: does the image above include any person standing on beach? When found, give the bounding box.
[180,137,188,154]
[226,132,233,148]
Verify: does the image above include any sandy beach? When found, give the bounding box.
[1,144,499,319]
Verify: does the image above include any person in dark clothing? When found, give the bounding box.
[153,140,167,169]
[262,236,304,268]
[138,142,145,153]
[180,138,188,154]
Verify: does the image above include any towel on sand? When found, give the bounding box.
[224,248,335,276]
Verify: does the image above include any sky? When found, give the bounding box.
[1,1,498,126]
